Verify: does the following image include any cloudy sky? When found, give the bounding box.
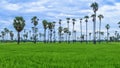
[0,0,120,40]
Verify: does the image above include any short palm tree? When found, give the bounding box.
[98,14,104,43]
[31,16,39,44]
[91,2,99,44]
[58,19,62,43]
[9,31,14,40]
[13,16,25,44]
[84,16,89,43]
[105,24,110,43]
[63,28,69,43]
[53,21,56,43]
[4,28,9,41]
[42,20,48,43]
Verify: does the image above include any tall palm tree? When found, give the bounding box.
[66,18,70,43]
[91,2,99,44]
[80,18,83,43]
[53,21,56,43]
[31,16,39,44]
[98,14,104,43]
[42,20,48,43]
[13,16,25,44]
[59,19,62,43]
[72,18,76,42]
[105,24,110,43]
[84,16,89,43]
[48,22,54,43]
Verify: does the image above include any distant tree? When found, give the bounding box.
[58,19,62,43]
[91,2,99,44]
[63,28,69,43]
[84,16,89,43]
[98,14,104,43]
[66,18,70,43]
[105,24,110,43]
[89,32,92,41]
[31,16,39,44]
[72,18,76,42]
[9,31,14,41]
[4,28,9,41]
[1,31,5,42]
[53,21,56,43]
[48,22,54,43]
[13,16,25,44]
[80,18,83,43]
[42,20,48,43]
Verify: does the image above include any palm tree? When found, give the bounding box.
[105,24,110,43]
[66,18,70,43]
[63,28,69,43]
[80,18,83,43]
[58,26,63,43]
[91,2,99,44]
[98,14,104,43]
[4,28,9,41]
[9,31,14,41]
[13,16,25,44]
[89,32,92,42]
[72,18,76,42]
[31,16,39,44]
[48,22,54,43]
[1,31,5,42]
[53,21,56,43]
[58,19,62,43]
[42,20,48,43]
[84,16,89,43]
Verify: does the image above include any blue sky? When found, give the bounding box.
[0,0,120,40]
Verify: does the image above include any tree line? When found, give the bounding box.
[0,2,120,44]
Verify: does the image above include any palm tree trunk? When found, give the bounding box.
[93,12,96,44]
[17,32,20,44]
[107,29,108,43]
[44,29,46,43]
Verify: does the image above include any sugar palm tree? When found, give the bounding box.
[53,21,56,43]
[42,20,48,43]
[58,26,63,43]
[48,22,54,43]
[91,2,99,44]
[31,16,39,44]
[13,16,25,44]
[66,18,70,43]
[1,31,5,42]
[9,31,14,40]
[63,28,69,43]
[105,24,110,43]
[4,28,9,41]
[98,14,104,43]
[80,18,83,43]
[72,18,76,42]
[84,16,89,43]
[58,19,62,43]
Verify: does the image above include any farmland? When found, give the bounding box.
[0,42,120,68]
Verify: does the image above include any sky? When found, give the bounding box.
[0,0,120,40]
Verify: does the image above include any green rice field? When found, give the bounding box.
[0,42,120,68]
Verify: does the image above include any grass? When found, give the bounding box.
[0,42,120,68]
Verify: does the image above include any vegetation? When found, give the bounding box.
[0,42,120,68]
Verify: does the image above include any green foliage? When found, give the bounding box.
[0,42,120,68]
